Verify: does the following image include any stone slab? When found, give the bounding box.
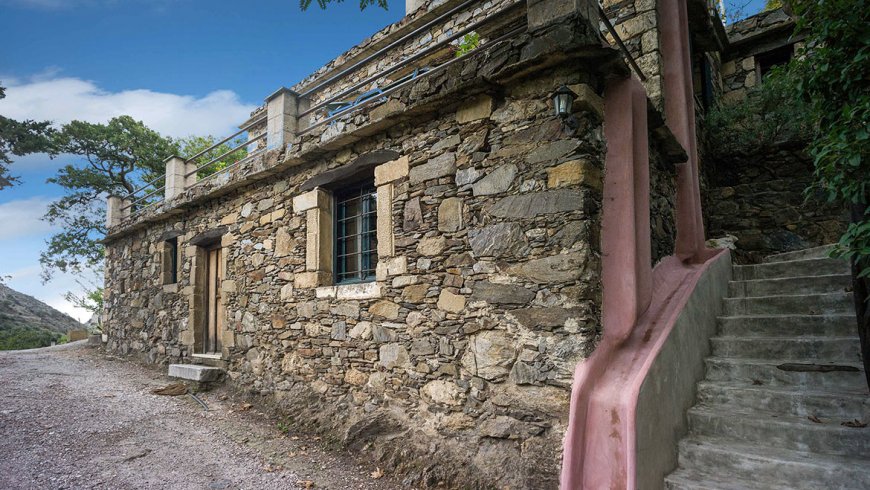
[168,364,224,382]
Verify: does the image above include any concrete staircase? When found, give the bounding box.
[665,246,870,489]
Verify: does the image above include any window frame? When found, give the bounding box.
[163,236,179,285]
[333,181,378,285]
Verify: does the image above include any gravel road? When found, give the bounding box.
[0,342,403,490]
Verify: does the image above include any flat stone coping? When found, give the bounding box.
[168,364,224,382]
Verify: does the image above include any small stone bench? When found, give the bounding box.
[168,364,224,383]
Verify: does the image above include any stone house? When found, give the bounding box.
[102,1,859,488]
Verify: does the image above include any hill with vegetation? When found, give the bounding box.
[0,284,83,350]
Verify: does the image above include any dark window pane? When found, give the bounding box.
[334,181,378,284]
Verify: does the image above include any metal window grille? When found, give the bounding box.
[335,182,378,284]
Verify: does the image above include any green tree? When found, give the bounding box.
[40,116,176,281]
[786,0,870,269]
[299,0,387,10]
[0,84,55,190]
[177,134,248,178]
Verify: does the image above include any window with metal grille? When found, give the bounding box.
[335,182,378,284]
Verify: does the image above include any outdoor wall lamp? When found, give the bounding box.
[553,85,577,118]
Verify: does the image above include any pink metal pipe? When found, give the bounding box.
[659,0,715,263]
[560,75,653,489]
[559,0,719,485]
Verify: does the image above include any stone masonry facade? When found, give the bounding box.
[104,27,612,484]
[101,1,836,487]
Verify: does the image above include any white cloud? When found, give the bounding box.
[0,75,258,139]
[0,196,57,240]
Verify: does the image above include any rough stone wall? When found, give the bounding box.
[721,8,795,103]
[603,0,665,108]
[104,68,605,488]
[703,144,846,263]
[650,142,677,264]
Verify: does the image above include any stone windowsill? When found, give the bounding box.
[162,283,179,293]
[315,281,383,300]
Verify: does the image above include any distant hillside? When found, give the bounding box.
[0,283,83,350]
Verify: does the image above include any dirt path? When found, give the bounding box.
[0,342,403,490]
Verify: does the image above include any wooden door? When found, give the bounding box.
[205,247,223,354]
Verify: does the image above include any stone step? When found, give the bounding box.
[728,274,852,297]
[665,469,792,490]
[764,245,837,263]
[733,258,849,280]
[672,437,870,489]
[723,292,853,316]
[687,406,870,458]
[704,357,866,391]
[717,314,857,337]
[710,336,862,363]
[168,363,224,382]
[696,382,870,420]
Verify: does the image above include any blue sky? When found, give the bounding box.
[0,0,767,322]
[0,0,403,321]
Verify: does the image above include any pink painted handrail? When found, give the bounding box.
[559,0,717,486]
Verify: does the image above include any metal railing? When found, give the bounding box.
[183,115,266,175]
[112,0,528,222]
[120,174,165,213]
[597,4,648,82]
[298,0,527,132]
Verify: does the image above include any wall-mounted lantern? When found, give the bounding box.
[553,85,577,118]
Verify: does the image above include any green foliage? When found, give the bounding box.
[0,323,63,350]
[455,32,481,58]
[299,0,388,10]
[786,0,870,270]
[0,84,55,190]
[764,0,783,11]
[704,66,811,154]
[41,116,176,280]
[177,135,248,179]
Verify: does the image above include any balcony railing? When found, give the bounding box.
[108,0,621,229]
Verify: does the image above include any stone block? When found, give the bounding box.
[379,343,410,369]
[376,183,395,257]
[168,364,224,382]
[437,197,464,232]
[461,330,517,381]
[420,379,463,406]
[490,189,587,218]
[437,290,466,313]
[507,251,588,283]
[567,84,604,119]
[469,223,527,258]
[526,140,581,164]
[456,95,494,124]
[293,188,329,213]
[294,271,331,288]
[410,152,456,184]
[472,164,517,196]
[374,156,409,186]
[547,159,602,190]
[335,282,383,300]
[417,235,448,256]
[369,300,400,320]
[471,282,535,305]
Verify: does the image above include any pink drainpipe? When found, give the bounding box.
[559,0,718,487]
